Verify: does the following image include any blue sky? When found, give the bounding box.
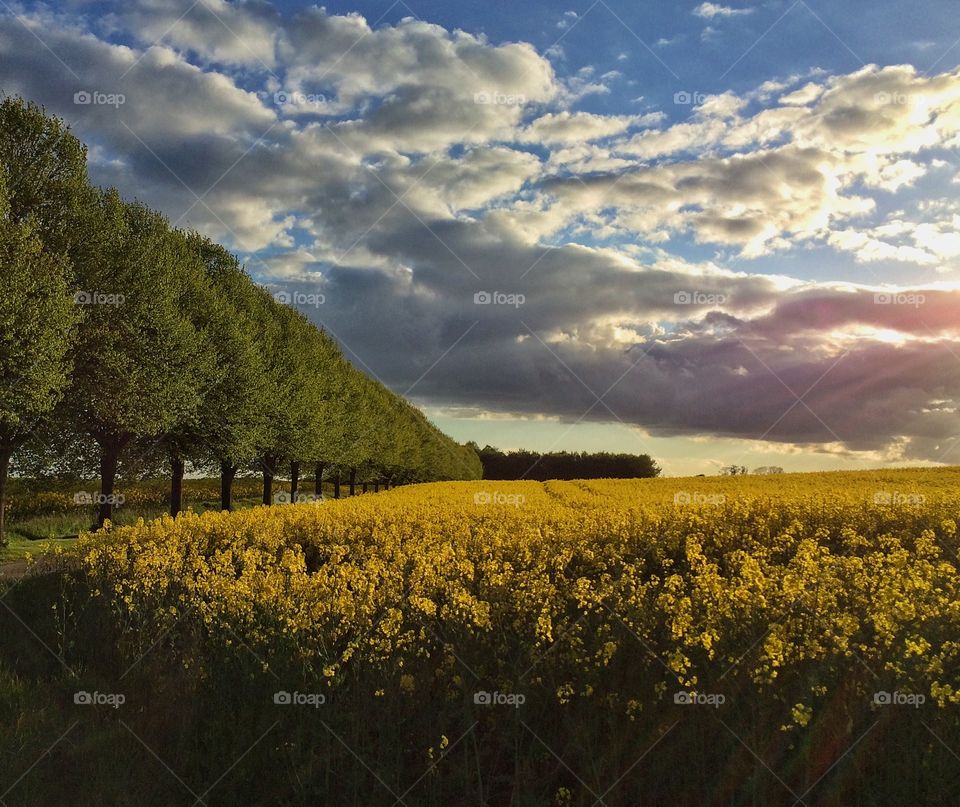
[4,0,960,474]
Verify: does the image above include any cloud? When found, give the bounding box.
[557,10,579,30]
[3,2,960,463]
[693,3,754,19]
[519,111,662,145]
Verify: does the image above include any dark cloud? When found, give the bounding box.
[3,3,960,463]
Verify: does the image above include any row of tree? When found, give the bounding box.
[474,446,661,481]
[720,465,785,476]
[0,97,481,543]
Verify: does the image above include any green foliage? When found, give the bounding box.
[477,445,660,480]
[180,233,271,470]
[0,96,91,257]
[0,94,483,513]
[0,171,78,447]
[67,191,207,446]
[0,163,80,543]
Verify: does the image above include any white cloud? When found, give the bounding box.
[4,3,960,460]
[519,111,662,145]
[693,3,754,19]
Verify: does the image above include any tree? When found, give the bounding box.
[184,235,271,511]
[154,231,227,516]
[0,97,92,257]
[0,171,78,544]
[66,191,206,527]
[252,300,317,504]
[0,96,486,526]
[476,446,658,481]
[280,313,341,503]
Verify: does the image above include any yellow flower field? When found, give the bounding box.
[73,467,960,720]
[3,467,953,805]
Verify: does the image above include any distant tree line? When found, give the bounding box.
[474,445,661,481]
[0,97,481,543]
[721,465,785,476]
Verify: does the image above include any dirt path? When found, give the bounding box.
[0,559,30,582]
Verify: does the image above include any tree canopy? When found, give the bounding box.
[0,97,481,538]
[475,445,660,481]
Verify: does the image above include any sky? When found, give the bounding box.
[3,0,960,475]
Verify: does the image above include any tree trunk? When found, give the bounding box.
[349,469,356,497]
[334,474,341,499]
[362,481,368,494]
[374,480,380,493]
[170,456,185,517]
[290,461,300,503]
[314,463,325,497]
[220,461,236,511]
[0,448,11,547]
[98,443,120,529]
[262,454,275,505]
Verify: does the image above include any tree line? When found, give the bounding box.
[474,445,661,481]
[0,97,481,543]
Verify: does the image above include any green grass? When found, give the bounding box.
[1,477,355,560]
[0,535,79,562]
[4,499,263,543]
